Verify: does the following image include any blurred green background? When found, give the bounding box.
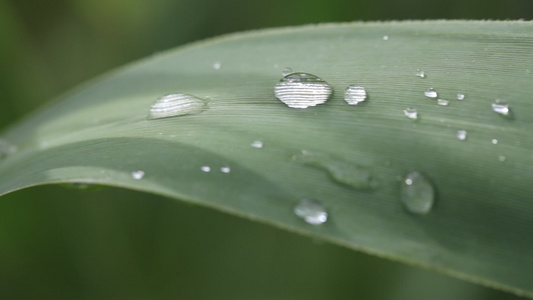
[1,1,531,299]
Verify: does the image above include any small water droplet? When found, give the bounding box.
[456,93,465,100]
[498,155,507,162]
[437,99,449,106]
[213,61,221,70]
[201,166,211,173]
[400,171,435,215]
[148,94,207,120]
[491,100,510,116]
[382,35,389,41]
[282,67,293,76]
[492,139,498,145]
[274,72,333,108]
[293,151,377,190]
[251,140,264,149]
[415,70,426,78]
[424,88,438,98]
[294,198,328,225]
[221,166,231,173]
[131,170,145,180]
[457,130,467,141]
[343,85,368,105]
[403,107,418,120]
[0,139,16,159]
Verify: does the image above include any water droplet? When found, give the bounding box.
[382,35,389,41]
[131,170,145,180]
[0,139,16,159]
[492,139,498,145]
[201,166,211,173]
[456,93,465,100]
[148,94,207,120]
[274,72,333,108]
[251,140,264,149]
[457,130,467,141]
[282,67,293,76]
[294,198,328,225]
[415,70,426,78]
[60,183,106,192]
[437,99,449,106]
[293,151,377,190]
[491,100,510,116]
[343,85,368,105]
[424,88,438,98]
[403,107,418,120]
[498,155,507,162]
[400,171,435,215]
[221,166,231,173]
[213,61,221,70]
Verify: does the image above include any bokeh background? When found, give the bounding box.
[1,1,532,299]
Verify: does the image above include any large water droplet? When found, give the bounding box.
[282,67,293,76]
[201,165,211,173]
[457,130,467,141]
[491,100,510,116]
[437,99,449,106]
[274,72,333,108]
[456,93,465,100]
[400,171,435,215]
[294,198,328,225]
[221,166,231,173]
[403,107,418,120]
[492,139,498,145]
[131,170,145,180]
[343,85,368,105]
[148,94,207,120]
[251,140,264,149]
[415,70,426,78]
[293,151,377,190]
[424,88,438,98]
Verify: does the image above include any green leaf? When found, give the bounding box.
[1,21,532,297]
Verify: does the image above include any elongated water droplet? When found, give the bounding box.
[148,94,207,120]
[213,61,221,70]
[403,107,418,120]
[294,198,328,225]
[60,183,106,192]
[282,67,293,76]
[457,130,467,141]
[492,100,510,116]
[400,171,435,215]
[131,170,145,180]
[415,70,426,78]
[424,88,438,98]
[201,165,211,173]
[274,72,333,108]
[251,140,264,149]
[221,166,231,173]
[343,85,368,105]
[293,151,377,190]
[456,93,465,100]
[437,99,449,106]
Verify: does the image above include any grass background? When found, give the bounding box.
[1,1,532,299]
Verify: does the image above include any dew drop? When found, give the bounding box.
[131,170,145,180]
[274,72,333,108]
[437,99,449,106]
[293,151,377,190]
[498,155,507,162]
[457,130,467,141]
[456,93,465,100]
[415,70,426,78]
[148,94,207,120]
[403,107,418,120]
[251,140,264,149]
[343,85,368,105]
[382,35,389,41]
[491,100,510,116]
[400,171,435,215]
[201,166,211,173]
[213,61,221,70]
[282,67,293,76]
[0,139,16,160]
[221,166,231,173]
[424,88,438,98]
[492,139,498,145]
[294,198,328,225]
